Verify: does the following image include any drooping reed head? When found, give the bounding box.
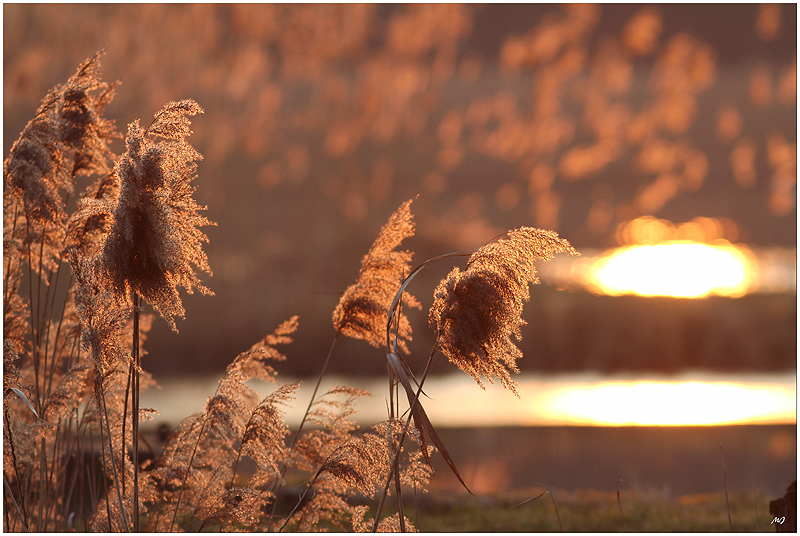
[332,199,420,352]
[4,50,117,231]
[100,100,214,329]
[429,227,577,396]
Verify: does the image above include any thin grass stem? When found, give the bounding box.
[43,269,71,401]
[37,436,46,531]
[132,291,141,532]
[3,475,28,532]
[24,224,41,412]
[614,479,629,532]
[3,405,29,530]
[3,202,20,304]
[753,478,759,532]
[168,407,210,532]
[517,483,562,532]
[720,444,733,531]
[267,332,340,530]
[121,365,130,498]
[99,381,130,532]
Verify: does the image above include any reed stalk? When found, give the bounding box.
[131,292,141,532]
[721,444,733,531]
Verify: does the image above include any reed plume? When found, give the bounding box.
[429,227,578,396]
[3,50,118,367]
[283,387,426,532]
[291,200,420,502]
[100,99,214,329]
[332,199,420,352]
[148,317,298,532]
[193,382,298,531]
[353,505,417,533]
[237,383,298,488]
[4,50,117,235]
[66,170,120,258]
[286,386,371,531]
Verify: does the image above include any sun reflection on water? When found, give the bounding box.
[540,377,796,426]
[144,372,796,429]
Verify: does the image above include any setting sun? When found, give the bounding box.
[583,241,756,298]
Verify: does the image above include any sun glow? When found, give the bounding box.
[584,241,756,298]
[574,215,760,298]
[541,379,796,426]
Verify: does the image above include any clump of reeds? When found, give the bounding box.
[142,318,300,532]
[4,51,578,534]
[3,50,123,533]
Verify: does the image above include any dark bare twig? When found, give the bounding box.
[614,478,630,532]
[720,444,733,532]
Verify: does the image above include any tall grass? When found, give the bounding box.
[3,52,577,532]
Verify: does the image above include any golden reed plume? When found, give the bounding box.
[333,199,420,351]
[430,227,577,396]
[100,100,215,330]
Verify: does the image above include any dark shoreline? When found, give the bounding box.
[421,424,797,498]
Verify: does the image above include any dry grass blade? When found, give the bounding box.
[721,444,733,532]
[385,351,471,495]
[385,249,476,353]
[614,478,630,532]
[3,474,28,532]
[8,389,44,422]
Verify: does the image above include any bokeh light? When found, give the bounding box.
[4,4,794,377]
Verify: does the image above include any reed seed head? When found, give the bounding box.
[100,100,214,329]
[4,50,117,230]
[429,227,578,396]
[332,199,420,352]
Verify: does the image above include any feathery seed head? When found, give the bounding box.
[65,171,120,257]
[333,199,420,351]
[429,227,578,396]
[239,383,298,487]
[4,51,118,230]
[100,100,214,329]
[229,315,299,382]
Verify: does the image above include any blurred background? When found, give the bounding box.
[4,4,796,497]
